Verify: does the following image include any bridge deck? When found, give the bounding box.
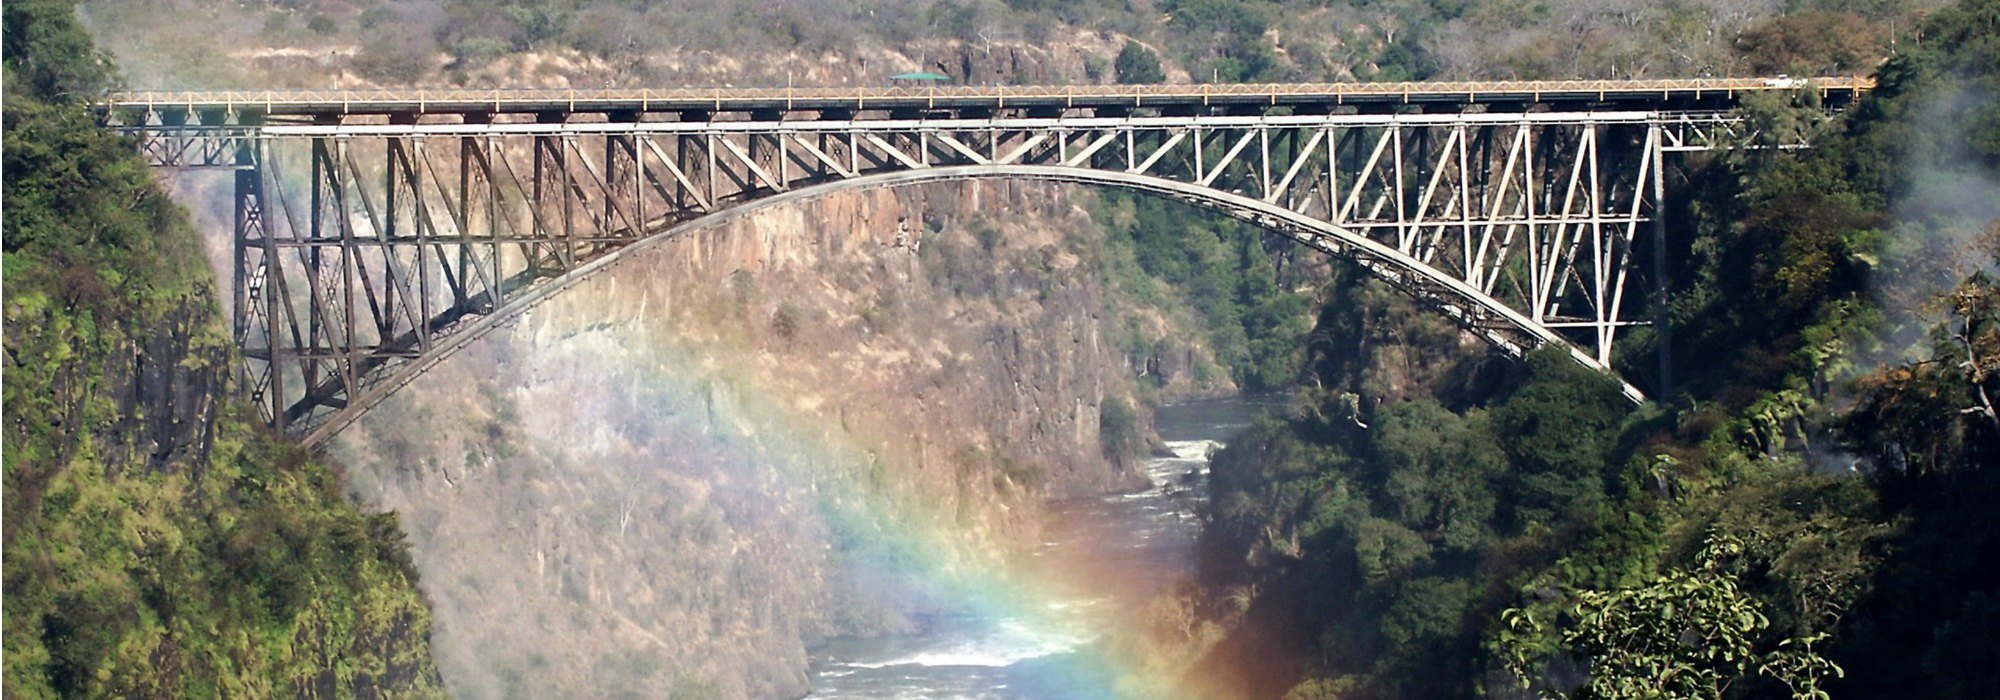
[103,77,1871,121]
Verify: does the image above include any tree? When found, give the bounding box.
[1499,534,1843,700]
[1490,349,1633,531]
[1373,400,1503,552]
[1,0,115,99]
[1115,40,1166,84]
[1099,396,1144,462]
[1735,12,1885,76]
[1844,222,2000,478]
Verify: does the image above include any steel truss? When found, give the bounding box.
[122,107,1754,446]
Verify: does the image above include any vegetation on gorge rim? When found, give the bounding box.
[3,0,442,695]
[79,0,1933,90]
[1178,1,2000,698]
[1093,192,1318,395]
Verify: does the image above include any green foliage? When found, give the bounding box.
[450,37,513,68]
[1363,36,1438,82]
[925,0,983,41]
[1197,344,1630,698]
[1372,400,1503,553]
[1500,534,1842,700]
[1157,0,1292,82]
[1846,265,2000,476]
[1191,4,2000,700]
[1491,350,1635,530]
[1114,41,1166,84]
[1093,192,1312,391]
[2,0,115,99]
[3,2,441,695]
[1659,89,1872,405]
[1828,229,2000,698]
[1099,396,1145,462]
[1160,0,1270,43]
[436,0,569,52]
[771,302,804,339]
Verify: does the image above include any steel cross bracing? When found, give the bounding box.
[105,80,1860,446]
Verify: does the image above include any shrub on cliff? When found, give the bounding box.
[1114,41,1165,84]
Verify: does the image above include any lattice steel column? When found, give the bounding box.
[1650,122,1673,400]
[232,131,261,420]
[231,129,290,429]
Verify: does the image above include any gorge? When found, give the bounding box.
[9,0,2000,698]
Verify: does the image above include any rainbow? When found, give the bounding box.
[509,262,1183,699]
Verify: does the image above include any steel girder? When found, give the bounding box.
[126,109,1729,445]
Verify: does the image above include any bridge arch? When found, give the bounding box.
[295,164,1643,448]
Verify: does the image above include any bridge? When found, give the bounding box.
[101,77,1870,446]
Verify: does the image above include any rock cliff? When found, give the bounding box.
[323,181,1180,698]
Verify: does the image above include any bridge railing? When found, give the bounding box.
[101,77,1874,115]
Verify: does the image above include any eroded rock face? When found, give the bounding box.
[325,181,1164,698]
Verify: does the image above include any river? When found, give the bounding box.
[805,395,1283,699]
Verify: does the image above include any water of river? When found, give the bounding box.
[806,395,1284,699]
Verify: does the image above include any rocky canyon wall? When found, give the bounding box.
[318,181,1183,698]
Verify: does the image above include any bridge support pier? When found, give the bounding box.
[1651,123,1674,403]
[230,127,288,430]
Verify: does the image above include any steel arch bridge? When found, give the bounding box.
[102,78,1868,447]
